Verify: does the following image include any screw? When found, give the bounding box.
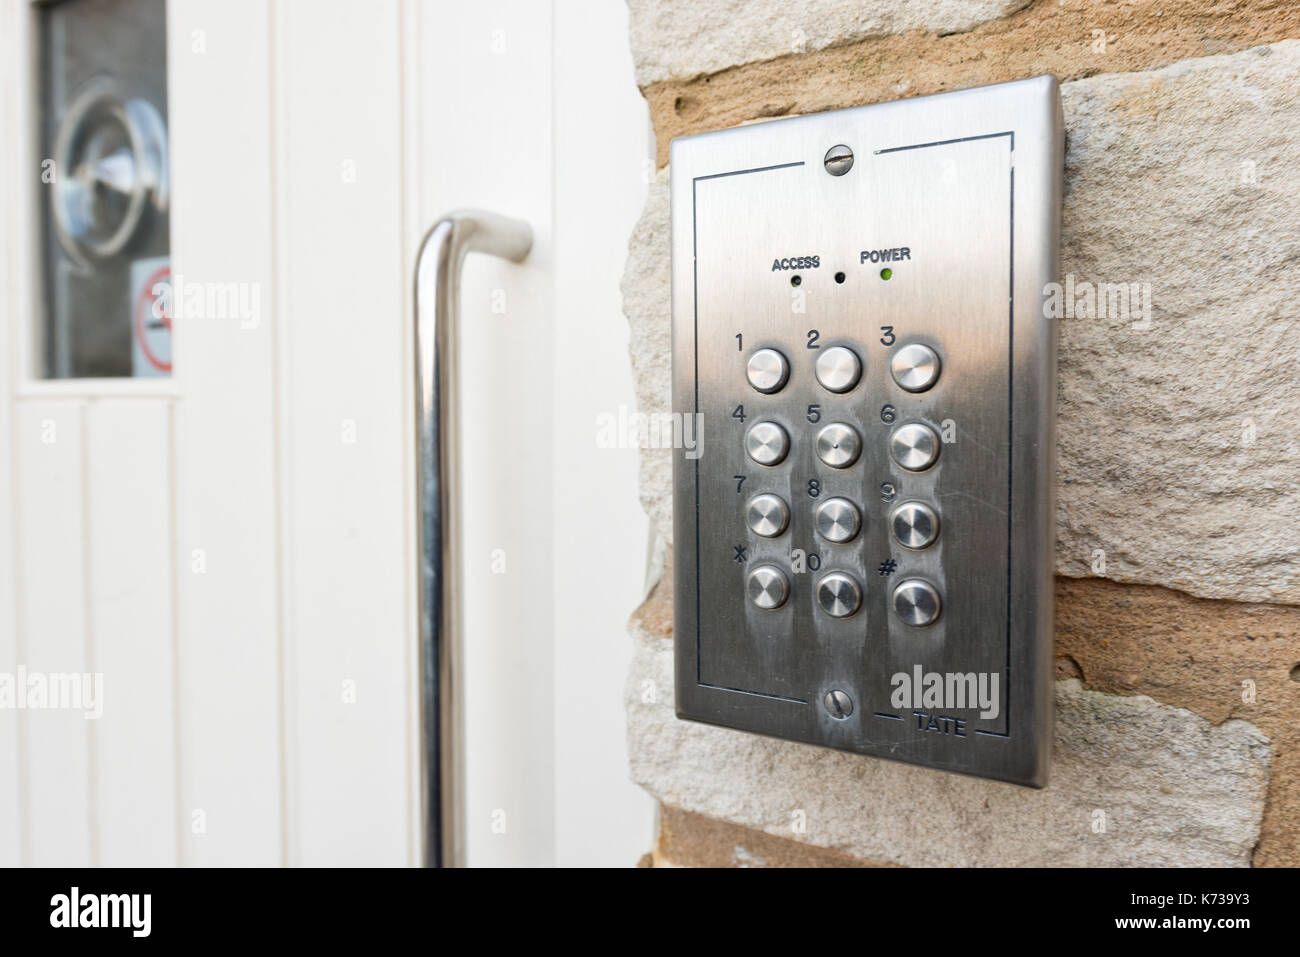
[823,689,853,719]
[824,144,854,176]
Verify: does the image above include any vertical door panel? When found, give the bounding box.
[416,0,556,868]
[169,0,283,865]
[85,399,179,865]
[275,0,411,866]
[15,402,92,866]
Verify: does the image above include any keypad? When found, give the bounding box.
[673,75,1061,785]
[740,344,944,625]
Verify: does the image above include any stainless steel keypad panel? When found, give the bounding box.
[671,76,1061,787]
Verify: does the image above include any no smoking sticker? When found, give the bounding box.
[131,256,172,377]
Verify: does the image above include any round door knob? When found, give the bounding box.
[815,497,861,543]
[746,348,789,394]
[51,83,169,264]
[814,346,861,393]
[815,422,861,468]
[890,343,941,392]
[746,564,789,610]
[890,422,940,471]
[890,501,939,549]
[816,571,862,618]
[745,421,789,466]
[892,578,942,626]
[745,493,789,538]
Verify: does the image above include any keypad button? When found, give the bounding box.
[815,422,861,468]
[745,493,789,538]
[890,501,939,549]
[745,421,789,466]
[889,422,940,471]
[892,578,942,626]
[814,346,861,393]
[815,497,861,543]
[746,348,790,394]
[890,343,941,392]
[747,564,789,610]
[817,571,862,618]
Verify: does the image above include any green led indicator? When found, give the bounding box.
[880,268,893,281]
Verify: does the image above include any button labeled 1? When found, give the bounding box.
[746,348,789,394]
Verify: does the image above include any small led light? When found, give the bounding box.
[790,275,802,287]
[880,268,893,280]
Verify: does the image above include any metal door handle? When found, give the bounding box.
[414,211,532,867]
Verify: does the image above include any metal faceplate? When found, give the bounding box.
[670,77,1061,787]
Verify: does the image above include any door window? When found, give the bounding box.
[38,0,170,378]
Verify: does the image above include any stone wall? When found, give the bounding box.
[620,0,1300,867]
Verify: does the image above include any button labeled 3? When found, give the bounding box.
[747,564,789,610]
[745,421,789,466]
[890,343,941,392]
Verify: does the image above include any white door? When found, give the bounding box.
[0,0,653,867]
